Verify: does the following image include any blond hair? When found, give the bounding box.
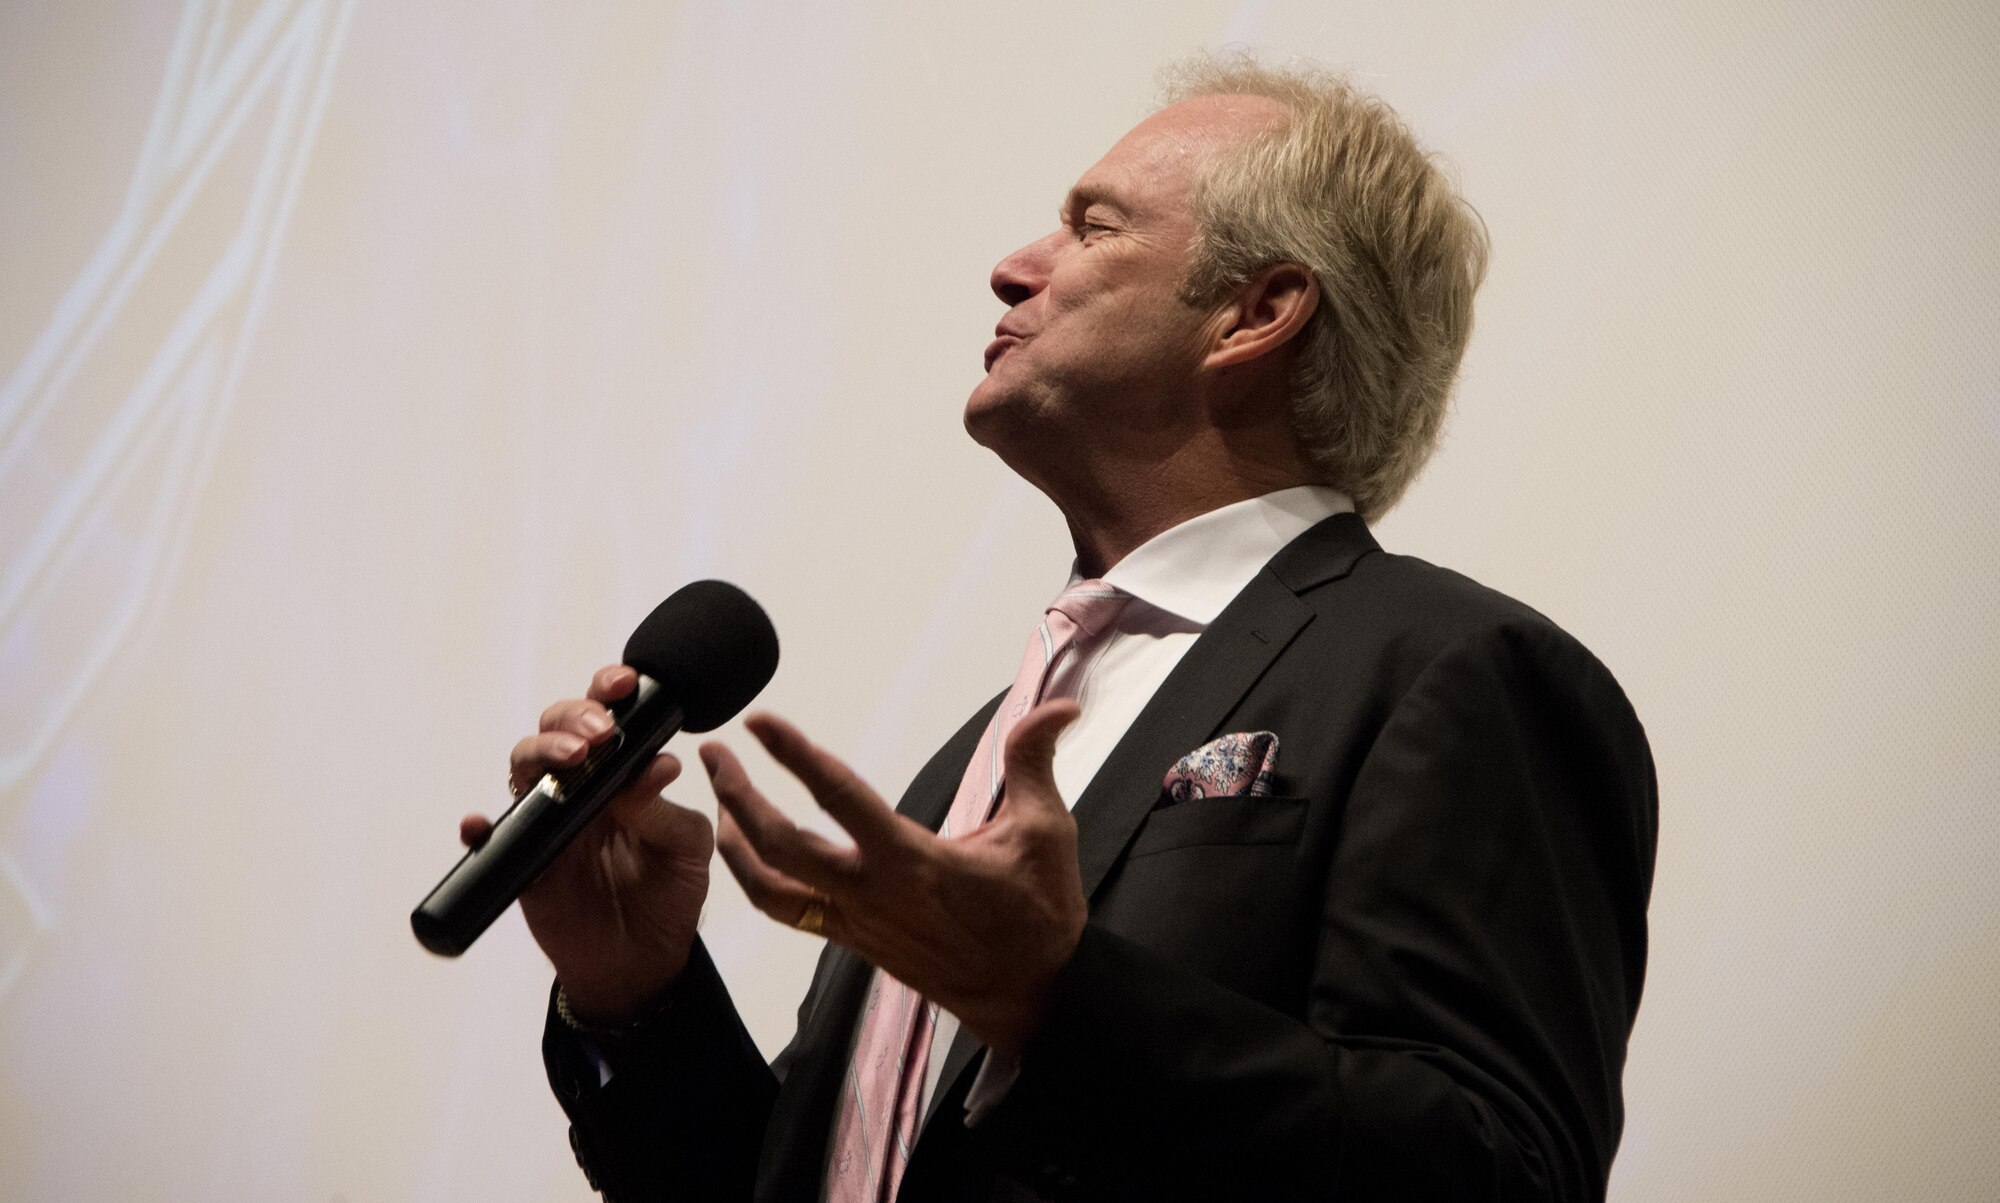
[1163,53,1490,521]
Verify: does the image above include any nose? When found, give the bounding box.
[989,231,1059,306]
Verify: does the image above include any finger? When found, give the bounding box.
[538,698,617,744]
[741,713,905,850]
[509,730,591,787]
[995,698,1081,820]
[715,807,830,932]
[606,751,684,813]
[459,813,493,849]
[588,664,638,704]
[701,741,857,889]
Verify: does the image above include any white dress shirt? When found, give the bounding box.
[913,485,1355,1128]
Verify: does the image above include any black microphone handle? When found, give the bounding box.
[411,674,684,957]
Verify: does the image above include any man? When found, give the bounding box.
[471,54,1656,1202]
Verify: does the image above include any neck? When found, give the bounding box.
[1055,439,1315,577]
[985,377,1318,577]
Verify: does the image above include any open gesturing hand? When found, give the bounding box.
[701,701,1087,1056]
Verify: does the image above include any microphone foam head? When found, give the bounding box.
[623,580,780,732]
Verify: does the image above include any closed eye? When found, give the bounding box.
[1058,193,1123,240]
[1057,209,1102,240]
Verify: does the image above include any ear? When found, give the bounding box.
[1202,262,1320,371]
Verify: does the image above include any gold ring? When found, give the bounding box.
[795,894,830,936]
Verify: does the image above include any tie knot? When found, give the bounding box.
[1047,579,1129,638]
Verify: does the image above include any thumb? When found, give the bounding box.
[609,754,714,855]
[998,699,1080,819]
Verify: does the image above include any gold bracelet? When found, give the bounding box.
[554,983,673,1039]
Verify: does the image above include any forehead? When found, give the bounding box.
[1069,93,1289,212]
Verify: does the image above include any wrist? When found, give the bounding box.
[963,942,1081,1057]
[555,979,677,1040]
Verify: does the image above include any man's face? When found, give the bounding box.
[964,95,1288,470]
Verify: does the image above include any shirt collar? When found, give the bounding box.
[1091,486,1355,626]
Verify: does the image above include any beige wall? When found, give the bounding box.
[2,1,1995,1198]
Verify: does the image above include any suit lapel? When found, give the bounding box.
[921,514,1379,1129]
[1067,569,1313,899]
[1073,510,1376,900]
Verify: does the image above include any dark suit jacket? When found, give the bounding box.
[542,513,1658,1202]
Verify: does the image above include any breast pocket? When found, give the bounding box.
[1124,793,1309,859]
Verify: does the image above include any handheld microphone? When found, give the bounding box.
[411,580,779,957]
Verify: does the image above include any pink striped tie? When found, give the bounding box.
[825,580,1129,1202]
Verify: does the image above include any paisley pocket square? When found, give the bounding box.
[1160,731,1280,806]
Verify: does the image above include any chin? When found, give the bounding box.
[962,377,1013,447]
